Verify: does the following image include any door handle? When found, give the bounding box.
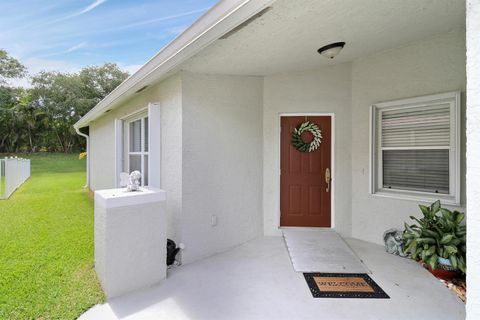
[325,168,331,193]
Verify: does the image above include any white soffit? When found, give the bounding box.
[74,0,275,129]
[75,0,465,128]
[181,0,465,75]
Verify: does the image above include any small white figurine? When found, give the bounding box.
[126,171,142,192]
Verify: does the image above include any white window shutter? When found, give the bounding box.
[148,103,161,188]
[114,119,124,187]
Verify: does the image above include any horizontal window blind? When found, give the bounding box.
[129,119,142,152]
[380,104,451,194]
[382,149,449,194]
[381,104,450,148]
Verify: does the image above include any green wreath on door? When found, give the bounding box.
[291,121,322,152]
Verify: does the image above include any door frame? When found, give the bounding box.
[278,113,335,229]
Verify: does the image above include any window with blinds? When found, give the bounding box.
[370,92,460,205]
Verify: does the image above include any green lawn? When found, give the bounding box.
[0,153,104,319]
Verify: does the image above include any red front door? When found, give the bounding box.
[280,116,332,227]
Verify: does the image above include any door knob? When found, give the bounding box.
[325,168,331,192]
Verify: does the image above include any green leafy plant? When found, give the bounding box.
[403,200,466,273]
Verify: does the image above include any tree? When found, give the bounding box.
[30,71,82,153]
[0,49,26,83]
[79,63,129,102]
[13,89,48,153]
[28,64,129,153]
[76,63,129,121]
[0,50,27,152]
[0,48,129,153]
[0,86,20,152]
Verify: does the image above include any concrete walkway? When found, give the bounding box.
[81,237,465,320]
[282,228,368,273]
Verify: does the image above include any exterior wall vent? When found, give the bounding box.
[220,7,272,39]
[135,85,149,93]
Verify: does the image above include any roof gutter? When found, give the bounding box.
[74,0,275,129]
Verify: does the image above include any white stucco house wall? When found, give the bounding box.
[74,0,479,315]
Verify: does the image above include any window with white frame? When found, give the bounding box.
[370,91,460,205]
[126,114,149,186]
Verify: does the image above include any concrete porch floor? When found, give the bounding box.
[80,237,465,320]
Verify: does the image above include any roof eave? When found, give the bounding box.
[74,0,274,129]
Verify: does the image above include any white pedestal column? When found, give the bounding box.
[94,187,167,299]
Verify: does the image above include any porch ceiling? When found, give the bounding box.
[181,0,465,76]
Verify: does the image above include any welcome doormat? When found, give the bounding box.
[303,273,389,298]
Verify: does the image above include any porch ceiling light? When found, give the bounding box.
[317,42,345,59]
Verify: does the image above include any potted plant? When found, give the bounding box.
[403,200,466,280]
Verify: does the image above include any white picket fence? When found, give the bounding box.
[0,157,31,199]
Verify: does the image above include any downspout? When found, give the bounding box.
[75,127,90,189]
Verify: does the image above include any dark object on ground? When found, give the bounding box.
[167,239,180,266]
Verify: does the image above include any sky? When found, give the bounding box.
[0,0,217,86]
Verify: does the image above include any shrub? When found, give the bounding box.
[403,200,466,273]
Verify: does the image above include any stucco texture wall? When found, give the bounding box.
[263,63,353,237]
[90,115,116,190]
[351,29,466,244]
[89,75,183,240]
[89,72,264,265]
[87,28,466,265]
[466,0,480,318]
[181,72,264,264]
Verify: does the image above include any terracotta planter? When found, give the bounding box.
[419,260,459,280]
[419,260,460,280]
[428,266,459,280]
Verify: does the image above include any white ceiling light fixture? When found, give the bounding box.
[317,42,346,59]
